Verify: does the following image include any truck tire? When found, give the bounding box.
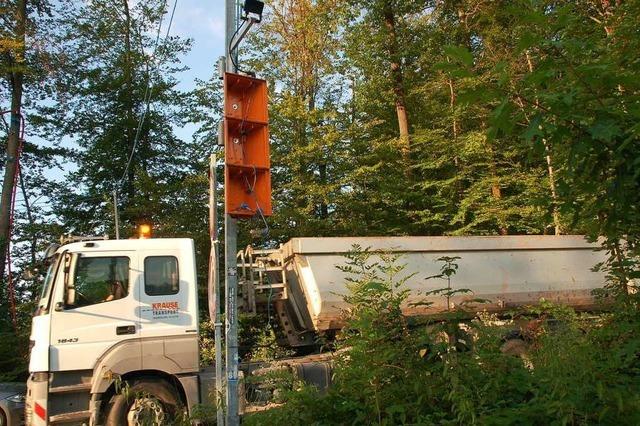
[103,378,182,426]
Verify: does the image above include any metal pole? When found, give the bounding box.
[112,190,120,240]
[229,18,255,56]
[224,215,239,425]
[224,1,239,425]
[208,155,224,426]
[225,0,237,73]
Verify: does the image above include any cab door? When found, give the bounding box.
[49,251,140,372]
[138,249,198,372]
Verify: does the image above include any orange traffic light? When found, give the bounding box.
[224,72,272,218]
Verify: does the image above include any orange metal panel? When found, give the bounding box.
[223,72,271,218]
[225,166,272,217]
[224,73,268,123]
[224,118,270,168]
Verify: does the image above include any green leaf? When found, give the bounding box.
[589,120,621,143]
[523,115,544,142]
[516,32,541,53]
[443,45,474,68]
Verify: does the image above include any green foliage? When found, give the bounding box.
[0,328,29,381]
[243,0,563,240]
[198,320,217,367]
[247,251,640,425]
[247,325,296,362]
[2,1,640,419]
[238,314,295,361]
[1,0,213,380]
[476,0,640,290]
[29,0,205,242]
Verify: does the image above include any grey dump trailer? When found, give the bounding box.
[238,235,609,347]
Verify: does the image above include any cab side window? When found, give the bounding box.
[68,256,130,309]
[144,256,179,296]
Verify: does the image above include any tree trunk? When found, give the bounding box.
[448,77,465,207]
[307,95,328,220]
[484,132,508,235]
[318,164,328,219]
[0,0,27,281]
[490,179,507,235]
[525,51,562,234]
[542,139,561,234]
[382,1,410,163]
[448,78,459,141]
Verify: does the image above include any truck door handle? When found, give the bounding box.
[116,325,136,335]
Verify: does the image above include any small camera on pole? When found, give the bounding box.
[242,0,265,22]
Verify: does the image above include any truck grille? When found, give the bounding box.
[25,403,33,425]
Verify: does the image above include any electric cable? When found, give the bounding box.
[4,111,26,331]
[242,165,268,237]
[18,163,37,265]
[239,82,255,153]
[228,19,247,74]
[118,0,178,189]
[237,83,265,225]
[242,165,257,193]
[256,201,269,236]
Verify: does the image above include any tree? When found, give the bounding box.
[324,0,427,236]
[36,0,199,239]
[245,0,349,241]
[0,0,27,282]
[1,0,64,331]
[410,1,553,236]
[486,0,640,291]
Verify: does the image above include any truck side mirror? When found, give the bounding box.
[65,285,75,307]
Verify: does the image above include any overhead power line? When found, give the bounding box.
[118,0,179,188]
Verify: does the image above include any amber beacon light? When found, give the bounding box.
[223,72,272,219]
[137,223,152,239]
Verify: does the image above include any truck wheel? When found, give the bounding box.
[104,378,182,426]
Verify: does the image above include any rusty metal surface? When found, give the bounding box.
[274,236,608,331]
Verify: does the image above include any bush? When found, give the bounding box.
[245,249,640,425]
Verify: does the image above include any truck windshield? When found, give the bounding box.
[37,254,60,314]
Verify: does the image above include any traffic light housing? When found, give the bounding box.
[224,72,272,218]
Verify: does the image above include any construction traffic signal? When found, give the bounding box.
[223,72,272,218]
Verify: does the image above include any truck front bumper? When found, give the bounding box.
[25,373,47,426]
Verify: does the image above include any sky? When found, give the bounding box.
[167,0,227,140]
[9,0,232,211]
[171,0,227,92]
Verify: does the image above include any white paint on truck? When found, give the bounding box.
[275,235,608,331]
[45,239,198,372]
[26,238,200,425]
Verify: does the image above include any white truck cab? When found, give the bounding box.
[26,238,201,425]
